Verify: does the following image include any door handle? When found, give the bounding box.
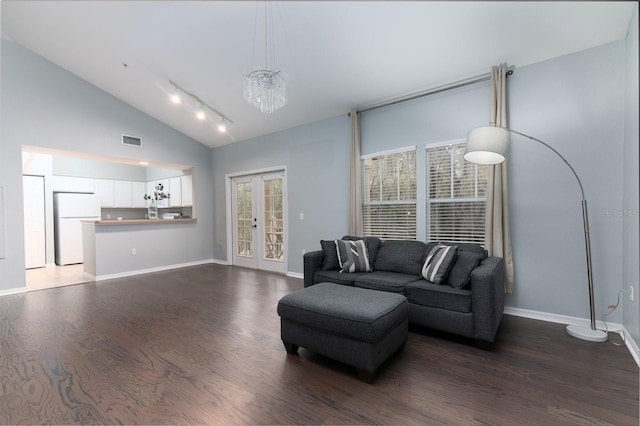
[253,218,257,228]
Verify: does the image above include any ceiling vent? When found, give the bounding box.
[122,134,142,147]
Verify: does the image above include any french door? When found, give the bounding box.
[231,171,286,274]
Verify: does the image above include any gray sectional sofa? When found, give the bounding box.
[303,236,505,347]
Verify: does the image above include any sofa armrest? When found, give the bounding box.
[470,256,505,343]
[303,250,324,288]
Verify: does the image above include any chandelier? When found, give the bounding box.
[243,1,287,113]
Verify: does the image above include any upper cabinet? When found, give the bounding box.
[95,179,147,208]
[181,175,193,207]
[113,180,132,207]
[94,179,114,207]
[169,177,182,208]
[168,175,193,207]
[53,170,193,210]
[131,182,146,208]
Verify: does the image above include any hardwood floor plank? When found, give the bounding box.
[0,391,38,425]
[0,264,637,424]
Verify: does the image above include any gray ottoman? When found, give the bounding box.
[277,282,408,382]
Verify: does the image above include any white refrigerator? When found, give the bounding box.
[54,193,101,266]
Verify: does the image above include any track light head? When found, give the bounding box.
[170,86,181,104]
[196,105,206,120]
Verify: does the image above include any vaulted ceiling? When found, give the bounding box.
[1,1,635,148]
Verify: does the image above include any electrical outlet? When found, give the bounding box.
[629,286,634,302]
[131,248,137,255]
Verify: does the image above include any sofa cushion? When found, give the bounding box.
[447,251,484,289]
[314,270,368,286]
[354,271,417,294]
[374,240,427,276]
[406,280,472,313]
[320,240,340,270]
[342,236,383,268]
[421,244,457,284]
[434,241,488,260]
[335,239,372,273]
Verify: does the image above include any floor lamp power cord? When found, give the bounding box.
[601,289,630,347]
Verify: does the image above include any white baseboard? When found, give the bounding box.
[94,259,215,281]
[286,271,303,279]
[0,287,27,297]
[211,258,230,266]
[505,306,639,366]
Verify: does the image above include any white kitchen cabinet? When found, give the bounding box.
[52,175,95,193]
[169,177,182,207]
[113,180,133,207]
[181,175,193,207]
[131,182,146,208]
[94,179,114,207]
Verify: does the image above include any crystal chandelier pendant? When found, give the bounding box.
[243,69,287,114]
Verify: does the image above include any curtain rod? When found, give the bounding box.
[356,68,514,114]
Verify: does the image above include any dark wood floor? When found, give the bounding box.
[0,264,637,425]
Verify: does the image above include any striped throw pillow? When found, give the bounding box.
[335,239,371,273]
[421,244,457,284]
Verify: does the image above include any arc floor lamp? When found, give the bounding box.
[464,126,607,343]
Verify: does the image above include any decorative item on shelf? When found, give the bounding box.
[144,183,170,220]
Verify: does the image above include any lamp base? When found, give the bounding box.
[566,324,607,342]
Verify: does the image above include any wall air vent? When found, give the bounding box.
[122,134,142,147]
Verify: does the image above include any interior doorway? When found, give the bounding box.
[229,170,287,274]
[23,174,91,291]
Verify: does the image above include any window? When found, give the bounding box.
[362,148,416,240]
[427,142,488,245]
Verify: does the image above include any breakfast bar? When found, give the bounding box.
[82,218,198,280]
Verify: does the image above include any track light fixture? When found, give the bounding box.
[168,80,233,134]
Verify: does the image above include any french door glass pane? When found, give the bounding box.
[263,178,284,261]
[236,182,253,257]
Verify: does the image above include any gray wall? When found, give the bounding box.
[0,39,214,291]
[507,42,626,323]
[623,6,639,343]
[211,115,350,272]
[211,39,635,326]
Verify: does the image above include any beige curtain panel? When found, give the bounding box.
[486,64,515,293]
[348,108,363,236]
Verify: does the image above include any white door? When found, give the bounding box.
[231,172,286,274]
[23,175,46,269]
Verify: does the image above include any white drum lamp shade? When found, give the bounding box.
[464,126,510,165]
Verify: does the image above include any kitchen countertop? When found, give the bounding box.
[82,218,197,225]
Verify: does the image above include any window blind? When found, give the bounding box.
[427,143,488,245]
[362,149,416,240]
